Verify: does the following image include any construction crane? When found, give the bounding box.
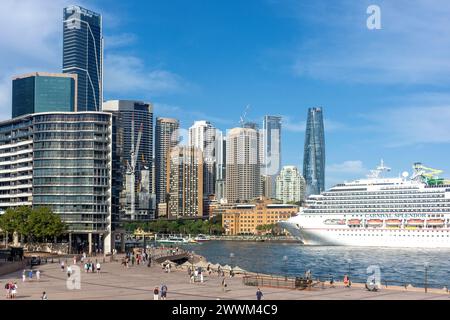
[412,162,450,185]
[239,105,250,127]
[126,113,143,220]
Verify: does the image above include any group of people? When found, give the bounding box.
[153,284,168,300]
[84,261,101,274]
[4,281,18,299]
[22,269,40,282]
[188,266,204,283]
[121,250,150,268]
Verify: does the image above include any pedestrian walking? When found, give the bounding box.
[60,261,65,272]
[67,266,72,278]
[73,255,77,265]
[28,270,33,280]
[256,288,263,300]
[36,270,41,281]
[221,277,227,292]
[160,284,168,300]
[153,286,159,300]
[22,270,26,282]
[41,291,48,300]
[96,262,101,274]
[190,274,195,283]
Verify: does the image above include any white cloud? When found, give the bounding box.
[327,160,366,174]
[104,54,189,98]
[275,0,450,85]
[362,105,450,146]
[153,103,235,128]
[104,33,137,49]
[0,0,76,120]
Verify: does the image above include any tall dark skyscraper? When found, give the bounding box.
[63,5,102,111]
[103,100,155,221]
[303,107,325,196]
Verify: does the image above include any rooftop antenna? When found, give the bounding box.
[240,105,250,127]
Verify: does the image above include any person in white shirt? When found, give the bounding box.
[96,262,101,274]
[36,270,41,281]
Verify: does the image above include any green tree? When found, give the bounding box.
[27,207,66,242]
[0,206,31,238]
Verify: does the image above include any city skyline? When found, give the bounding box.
[1,0,450,189]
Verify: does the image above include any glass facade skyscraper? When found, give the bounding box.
[303,107,325,196]
[262,115,282,198]
[155,118,179,207]
[103,100,155,221]
[63,5,102,111]
[12,73,77,118]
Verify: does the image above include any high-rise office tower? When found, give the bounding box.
[155,118,179,207]
[103,100,155,221]
[226,127,261,203]
[276,166,306,204]
[12,72,77,118]
[215,130,226,202]
[189,121,217,197]
[63,5,103,111]
[303,107,325,196]
[167,146,203,218]
[261,115,282,198]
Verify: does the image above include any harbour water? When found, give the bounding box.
[181,241,450,289]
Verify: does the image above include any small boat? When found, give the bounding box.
[157,236,189,244]
[194,234,211,242]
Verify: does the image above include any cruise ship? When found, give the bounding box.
[279,161,450,248]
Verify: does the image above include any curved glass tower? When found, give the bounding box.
[303,107,325,196]
[63,5,102,111]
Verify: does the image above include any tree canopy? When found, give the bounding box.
[124,215,225,235]
[0,206,66,242]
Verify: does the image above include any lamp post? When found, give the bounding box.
[283,255,288,281]
[424,262,429,293]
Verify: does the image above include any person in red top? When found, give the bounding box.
[343,274,351,287]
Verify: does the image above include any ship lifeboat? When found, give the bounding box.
[406,219,424,226]
[347,219,361,226]
[386,219,402,226]
[367,219,383,226]
[426,219,445,226]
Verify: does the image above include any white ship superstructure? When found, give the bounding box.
[280,161,450,248]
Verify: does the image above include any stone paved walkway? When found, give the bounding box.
[0,258,448,300]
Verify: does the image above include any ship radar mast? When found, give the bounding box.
[367,159,391,179]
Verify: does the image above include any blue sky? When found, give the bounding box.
[1,0,450,188]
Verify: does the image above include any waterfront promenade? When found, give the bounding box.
[0,254,449,300]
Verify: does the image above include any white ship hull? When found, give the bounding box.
[278,161,450,248]
[280,218,450,248]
